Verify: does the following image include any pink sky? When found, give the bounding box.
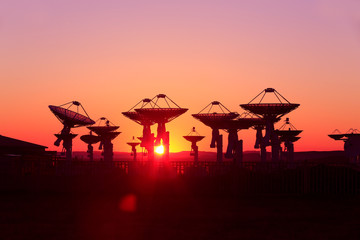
[0,0,359,153]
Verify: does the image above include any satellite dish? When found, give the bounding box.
[49,101,94,161]
[183,135,205,143]
[240,88,300,162]
[127,136,141,147]
[122,94,187,160]
[80,134,101,145]
[134,94,188,123]
[183,127,205,161]
[80,132,101,161]
[122,98,156,160]
[192,101,239,123]
[87,117,121,162]
[49,102,95,128]
[127,136,141,160]
[328,129,346,141]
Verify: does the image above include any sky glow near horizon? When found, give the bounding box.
[0,0,359,153]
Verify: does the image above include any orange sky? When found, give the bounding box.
[0,0,359,153]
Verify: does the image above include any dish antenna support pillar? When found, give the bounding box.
[211,128,223,162]
[216,134,223,162]
[225,129,244,164]
[56,131,77,161]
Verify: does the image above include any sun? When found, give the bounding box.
[155,145,165,155]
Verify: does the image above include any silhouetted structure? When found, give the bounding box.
[0,135,48,156]
[274,118,302,162]
[123,94,187,160]
[49,101,95,161]
[193,101,238,162]
[328,129,346,141]
[122,98,156,160]
[240,88,300,162]
[329,128,360,163]
[193,102,263,163]
[127,136,140,160]
[88,117,121,162]
[183,127,205,162]
[80,131,100,161]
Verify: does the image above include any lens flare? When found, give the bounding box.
[155,145,165,155]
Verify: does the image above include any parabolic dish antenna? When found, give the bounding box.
[328,129,345,141]
[183,127,205,161]
[274,118,302,140]
[80,134,101,145]
[122,98,156,125]
[183,135,205,143]
[192,101,239,123]
[87,117,121,162]
[49,101,95,127]
[49,101,95,161]
[127,137,141,147]
[343,128,360,139]
[123,94,187,160]
[240,88,299,118]
[127,136,141,160]
[240,88,300,162]
[134,94,188,123]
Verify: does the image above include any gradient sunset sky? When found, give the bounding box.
[1,0,359,153]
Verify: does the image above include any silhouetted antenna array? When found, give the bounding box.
[49,89,300,163]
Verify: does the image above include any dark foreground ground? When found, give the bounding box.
[1,150,359,239]
[1,191,360,240]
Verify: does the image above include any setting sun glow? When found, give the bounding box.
[155,145,165,155]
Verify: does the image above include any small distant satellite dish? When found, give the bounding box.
[80,134,101,145]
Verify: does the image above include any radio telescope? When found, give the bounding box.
[183,127,205,162]
[87,117,121,162]
[49,101,95,161]
[240,88,300,161]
